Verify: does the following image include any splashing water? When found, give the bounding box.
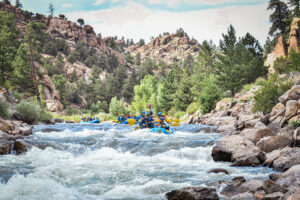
[0,123,273,200]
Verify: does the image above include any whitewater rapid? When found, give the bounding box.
[0,123,273,200]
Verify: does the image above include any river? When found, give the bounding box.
[0,123,274,200]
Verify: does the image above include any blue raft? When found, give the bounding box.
[80,119,100,124]
[150,127,174,135]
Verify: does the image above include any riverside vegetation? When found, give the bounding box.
[1,0,300,199]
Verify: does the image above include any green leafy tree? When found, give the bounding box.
[254,74,293,114]
[66,83,82,104]
[0,11,20,83]
[109,97,127,116]
[198,75,222,114]
[121,75,136,102]
[268,0,289,37]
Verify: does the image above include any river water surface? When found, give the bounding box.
[0,123,273,200]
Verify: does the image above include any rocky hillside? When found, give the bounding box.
[265,17,300,72]
[126,32,200,64]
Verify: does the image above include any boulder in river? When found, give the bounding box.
[166,187,219,200]
[262,179,288,194]
[207,168,229,174]
[211,135,264,166]
[13,140,29,154]
[221,178,263,198]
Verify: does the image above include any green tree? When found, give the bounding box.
[48,3,54,17]
[215,25,267,96]
[53,74,66,106]
[109,97,127,116]
[77,18,84,26]
[138,39,145,47]
[15,0,22,8]
[0,11,20,83]
[268,0,289,37]
[67,51,80,64]
[198,75,222,114]
[12,44,33,92]
[288,0,300,16]
[174,68,193,111]
[121,75,135,102]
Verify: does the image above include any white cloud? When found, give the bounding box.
[93,0,119,5]
[65,2,271,45]
[93,0,105,5]
[62,3,72,8]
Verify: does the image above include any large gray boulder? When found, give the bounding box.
[221,179,263,198]
[256,136,292,153]
[276,164,300,193]
[241,127,274,144]
[273,148,300,171]
[212,135,264,166]
[166,187,219,200]
[279,85,300,105]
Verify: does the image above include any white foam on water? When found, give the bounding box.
[0,125,274,200]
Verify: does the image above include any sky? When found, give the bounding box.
[19,0,271,45]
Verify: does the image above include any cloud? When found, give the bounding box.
[62,3,73,8]
[93,0,119,5]
[93,0,105,5]
[65,2,270,45]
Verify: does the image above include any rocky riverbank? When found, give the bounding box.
[173,73,300,199]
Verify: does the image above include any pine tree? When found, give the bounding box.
[121,75,135,102]
[288,0,300,16]
[174,67,193,111]
[15,0,22,8]
[0,11,20,83]
[48,3,54,17]
[268,0,289,37]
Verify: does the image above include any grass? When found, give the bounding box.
[51,112,115,123]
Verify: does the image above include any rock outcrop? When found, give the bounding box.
[126,33,200,65]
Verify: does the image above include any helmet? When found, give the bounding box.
[141,111,145,114]
[147,104,151,106]
[144,111,148,115]
[160,117,164,120]
[158,112,162,116]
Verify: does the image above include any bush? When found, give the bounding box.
[199,75,222,114]
[174,111,185,119]
[67,51,81,64]
[274,57,289,74]
[288,120,299,129]
[186,102,200,114]
[16,100,51,123]
[109,97,128,116]
[91,101,107,114]
[0,99,10,119]
[66,84,82,104]
[65,106,79,116]
[243,84,252,92]
[255,77,266,86]
[253,74,293,114]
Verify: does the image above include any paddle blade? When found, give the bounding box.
[127,119,136,124]
[135,127,140,130]
[171,123,180,127]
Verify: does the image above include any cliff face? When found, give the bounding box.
[265,18,300,72]
[126,33,200,64]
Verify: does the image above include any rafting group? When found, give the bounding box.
[80,117,100,123]
[114,104,179,134]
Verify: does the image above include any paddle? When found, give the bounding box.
[135,126,140,130]
[172,119,181,123]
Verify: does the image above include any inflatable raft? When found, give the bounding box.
[150,127,174,135]
[80,119,100,124]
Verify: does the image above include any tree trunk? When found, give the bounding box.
[28,33,41,105]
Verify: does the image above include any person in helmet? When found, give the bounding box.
[117,114,126,123]
[147,104,154,116]
[146,111,154,128]
[159,117,170,130]
[139,111,148,128]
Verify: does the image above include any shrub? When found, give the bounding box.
[243,84,252,92]
[0,99,10,119]
[16,100,51,123]
[255,77,266,86]
[253,74,293,114]
[66,84,82,104]
[186,102,200,114]
[65,106,79,116]
[109,97,127,116]
[174,111,185,119]
[91,101,107,114]
[274,57,289,74]
[67,51,81,64]
[199,75,222,114]
[288,120,299,129]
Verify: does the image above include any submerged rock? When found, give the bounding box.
[207,168,229,174]
[166,187,219,200]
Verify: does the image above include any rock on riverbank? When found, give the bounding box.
[0,118,33,155]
